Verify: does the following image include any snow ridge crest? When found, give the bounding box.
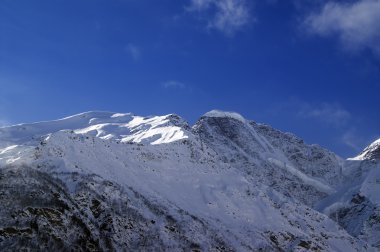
[203,110,246,123]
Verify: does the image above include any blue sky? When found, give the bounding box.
[1,0,380,157]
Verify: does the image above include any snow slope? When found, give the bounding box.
[317,138,380,248]
[0,110,377,251]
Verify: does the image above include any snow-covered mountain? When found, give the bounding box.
[0,110,378,251]
[317,138,380,249]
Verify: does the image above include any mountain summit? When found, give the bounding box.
[0,111,378,251]
[351,139,380,162]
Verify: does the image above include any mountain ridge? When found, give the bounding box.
[0,110,378,251]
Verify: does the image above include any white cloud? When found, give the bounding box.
[188,0,251,36]
[298,102,351,127]
[125,43,141,61]
[304,0,380,54]
[162,80,186,89]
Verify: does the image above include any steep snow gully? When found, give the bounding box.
[0,110,379,251]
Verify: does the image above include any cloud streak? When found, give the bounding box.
[0,119,10,128]
[298,102,351,127]
[162,80,186,89]
[341,129,364,151]
[188,0,251,36]
[304,0,380,54]
[125,43,141,61]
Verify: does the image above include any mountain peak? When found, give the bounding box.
[202,110,246,123]
[350,138,380,161]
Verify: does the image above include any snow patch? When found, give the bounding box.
[0,112,189,147]
[122,115,189,144]
[0,145,18,155]
[0,144,35,166]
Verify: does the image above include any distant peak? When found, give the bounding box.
[203,110,246,123]
[349,138,380,161]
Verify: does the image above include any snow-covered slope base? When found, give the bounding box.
[0,111,377,251]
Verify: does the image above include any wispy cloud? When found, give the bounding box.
[125,43,141,61]
[341,128,380,152]
[269,99,352,128]
[268,98,376,154]
[0,101,10,127]
[162,80,186,89]
[304,0,380,55]
[189,0,213,10]
[298,102,351,127]
[0,91,9,128]
[0,119,10,127]
[341,129,364,151]
[187,0,251,36]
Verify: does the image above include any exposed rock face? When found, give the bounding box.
[193,115,341,206]
[0,111,378,251]
[0,166,231,251]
